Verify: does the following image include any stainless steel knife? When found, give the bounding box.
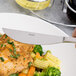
[2,28,76,45]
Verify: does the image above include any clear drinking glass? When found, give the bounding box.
[15,0,54,10]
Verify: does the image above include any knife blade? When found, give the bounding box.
[2,28,76,45]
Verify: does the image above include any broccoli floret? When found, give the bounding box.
[40,72,45,76]
[34,67,61,76]
[33,45,43,56]
[45,67,61,76]
[34,72,39,76]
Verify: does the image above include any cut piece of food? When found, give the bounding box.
[48,60,60,69]
[45,67,61,76]
[44,51,61,65]
[22,68,29,74]
[36,52,43,59]
[33,45,43,56]
[19,73,26,76]
[31,52,36,58]
[0,34,34,76]
[33,58,49,69]
[27,66,35,76]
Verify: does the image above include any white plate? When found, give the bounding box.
[0,13,75,76]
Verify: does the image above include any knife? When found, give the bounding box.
[2,28,76,45]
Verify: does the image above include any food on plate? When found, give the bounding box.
[0,34,34,76]
[33,45,43,56]
[34,67,61,76]
[0,34,61,76]
[44,51,61,65]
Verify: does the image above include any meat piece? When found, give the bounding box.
[0,34,34,76]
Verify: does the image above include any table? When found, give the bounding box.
[0,0,75,36]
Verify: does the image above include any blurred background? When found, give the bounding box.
[0,0,76,36]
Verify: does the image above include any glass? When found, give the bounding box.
[65,0,76,23]
[15,0,54,10]
[31,0,76,27]
[0,0,75,35]
[65,0,76,13]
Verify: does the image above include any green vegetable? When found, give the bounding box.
[7,40,16,54]
[7,40,20,59]
[5,35,8,39]
[14,50,16,55]
[1,44,3,47]
[10,54,20,59]
[34,72,40,76]
[10,55,17,59]
[34,67,61,76]
[34,72,45,76]
[7,40,13,44]
[33,45,43,56]
[23,58,26,60]
[40,72,45,76]
[0,34,2,37]
[28,62,32,67]
[9,48,12,52]
[0,57,4,62]
[10,73,19,76]
[16,54,20,58]
[45,67,61,76]
[7,40,16,53]
[4,45,6,47]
